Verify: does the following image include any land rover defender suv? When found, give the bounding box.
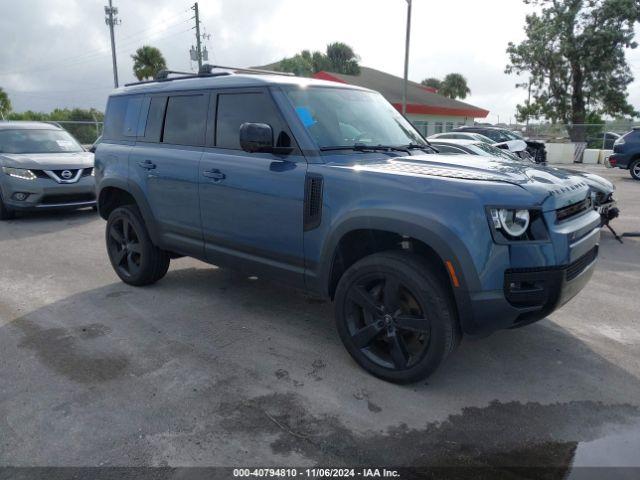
[95,67,601,383]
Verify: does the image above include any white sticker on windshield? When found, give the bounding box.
[56,140,74,150]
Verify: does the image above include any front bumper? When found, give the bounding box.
[458,208,601,336]
[0,174,96,211]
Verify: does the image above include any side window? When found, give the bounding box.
[123,97,143,137]
[216,92,287,150]
[141,96,167,143]
[162,95,207,146]
[102,96,128,141]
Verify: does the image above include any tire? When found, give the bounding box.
[334,251,460,384]
[0,193,16,221]
[105,205,170,286]
[630,159,640,181]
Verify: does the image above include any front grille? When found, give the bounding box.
[33,170,50,179]
[556,198,591,222]
[566,247,598,281]
[41,193,96,205]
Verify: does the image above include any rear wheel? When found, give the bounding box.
[630,159,640,181]
[0,193,16,221]
[334,251,460,384]
[106,205,170,286]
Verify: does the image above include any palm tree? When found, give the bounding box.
[325,42,360,75]
[131,46,167,81]
[0,87,11,119]
[439,73,471,100]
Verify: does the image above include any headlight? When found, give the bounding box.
[1,167,37,180]
[490,208,531,238]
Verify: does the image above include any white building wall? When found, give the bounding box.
[406,114,475,138]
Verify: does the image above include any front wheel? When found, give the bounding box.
[334,251,460,384]
[106,205,170,286]
[630,159,640,181]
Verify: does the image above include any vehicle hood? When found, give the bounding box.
[0,152,94,169]
[335,154,591,209]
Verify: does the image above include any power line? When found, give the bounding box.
[0,13,191,77]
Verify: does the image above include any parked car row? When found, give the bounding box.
[429,130,533,161]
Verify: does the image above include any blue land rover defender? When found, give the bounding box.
[95,66,601,383]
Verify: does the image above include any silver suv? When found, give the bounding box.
[0,121,96,220]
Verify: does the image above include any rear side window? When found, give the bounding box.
[162,95,207,146]
[103,95,143,141]
[216,92,285,150]
[142,96,167,143]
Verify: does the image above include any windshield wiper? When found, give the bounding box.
[321,144,429,153]
[320,144,395,152]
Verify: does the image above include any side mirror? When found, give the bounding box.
[240,123,274,153]
[239,123,293,155]
[88,145,97,153]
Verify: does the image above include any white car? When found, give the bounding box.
[429,131,530,159]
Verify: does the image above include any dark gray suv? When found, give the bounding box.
[0,121,96,219]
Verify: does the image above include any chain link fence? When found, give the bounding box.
[509,122,635,149]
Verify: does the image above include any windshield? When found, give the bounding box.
[284,87,426,150]
[0,129,83,154]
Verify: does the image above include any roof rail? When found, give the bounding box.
[155,69,193,80]
[199,63,294,77]
[122,64,293,88]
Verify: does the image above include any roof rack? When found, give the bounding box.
[123,64,294,87]
[198,63,294,77]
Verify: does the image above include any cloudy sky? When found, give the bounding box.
[1,0,639,123]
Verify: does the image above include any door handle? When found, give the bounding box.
[203,169,226,180]
[138,160,156,170]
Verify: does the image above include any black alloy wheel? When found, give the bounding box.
[106,205,170,286]
[345,273,430,371]
[107,216,143,279]
[335,251,460,383]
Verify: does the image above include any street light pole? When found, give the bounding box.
[402,0,412,116]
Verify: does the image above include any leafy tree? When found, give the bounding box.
[506,0,640,141]
[275,42,360,77]
[0,87,11,119]
[131,45,167,81]
[278,50,315,77]
[421,78,442,90]
[439,73,471,99]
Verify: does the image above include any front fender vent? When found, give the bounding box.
[304,174,323,231]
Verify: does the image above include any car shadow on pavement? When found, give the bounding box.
[2,263,640,470]
[0,208,97,242]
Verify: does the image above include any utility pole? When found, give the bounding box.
[104,0,120,88]
[402,0,412,116]
[191,2,203,69]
